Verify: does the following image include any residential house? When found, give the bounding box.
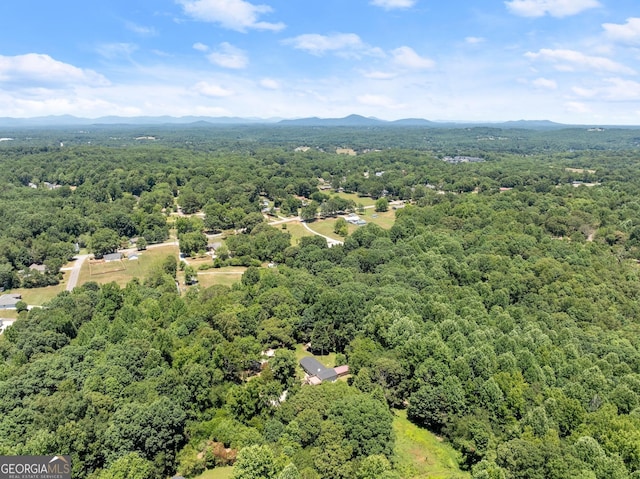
[103,252,123,262]
[299,357,350,385]
[0,294,21,310]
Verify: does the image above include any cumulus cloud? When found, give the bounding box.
[178,0,285,32]
[283,33,382,58]
[573,78,640,101]
[370,0,416,10]
[194,81,234,97]
[0,53,109,87]
[260,78,280,89]
[505,0,600,18]
[391,46,435,69]
[193,42,209,52]
[603,18,640,45]
[207,42,249,69]
[525,49,635,74]
[532,77,558,89]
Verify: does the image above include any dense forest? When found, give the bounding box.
[2,125,640,479]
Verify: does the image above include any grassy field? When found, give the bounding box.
[78,244,179,287]
[278,221,315,245]
[360,208,397,229]
[0,310,19,319]
[8,275,68,307]
[306,218,349,240]
[333,191,377,207]
[195,267,247,288]
[193,466,234,479]
[294,343,337,369]
[393,409,469,479]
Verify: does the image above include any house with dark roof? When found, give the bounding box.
[299,356,350,385]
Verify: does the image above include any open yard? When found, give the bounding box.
[193,466,234,479]
[8,272,69,307]
[278,220,315,245]
[194,267,247,289]
[393,409,468,479]
[77,244,179,287]
[333,191,377,207]
[295,343,337,369]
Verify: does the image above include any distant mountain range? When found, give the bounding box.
[0,114,612,129]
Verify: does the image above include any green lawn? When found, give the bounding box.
[333,191,376,207]
[393,409,469,479]
[193,466,234,479]
[295,344,337,369]
[195,267,247,289]
[8,275,68,307]
[361,208,397,229]
[279,221,315,245]
[305,218,348,241]
[78,244,178,287]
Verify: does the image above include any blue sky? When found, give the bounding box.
[1,0,639,123]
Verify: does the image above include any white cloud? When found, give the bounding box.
[125,21,157,37]
[193,42,209,52]
[573,78,640,100]
[465,37,486,44]
[207,42,248,69]
[96,43,138,60]
[0,53,109,87]
[194,81,234,97]
[603,18,640,45]
[505,0,600,18]
[525,49,635,74]
[357,94,404,109]
[392,46,435,69]
[178,0,285,32]
[532,77,558,89]
[283,33,381,57]
[565,101,591,113]
[363,70,398,80]
[370,0,416,10]
[260,78,280,89]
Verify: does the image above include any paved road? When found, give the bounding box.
[65,254,90,291]
[301,222,344,246]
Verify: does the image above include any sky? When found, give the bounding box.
[1,0,639,124]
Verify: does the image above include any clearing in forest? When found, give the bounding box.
[393,409,469,479]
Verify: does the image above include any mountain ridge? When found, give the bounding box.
[0,114,626,129]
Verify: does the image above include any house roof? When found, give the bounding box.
[300,356,327,376]
[29,263,47,272]
[334,365,350,376]
[300,356,338,382]
[317,368,338,382]
[308,376,323,386]
[0,294,21,307]
[103,252,123,261]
